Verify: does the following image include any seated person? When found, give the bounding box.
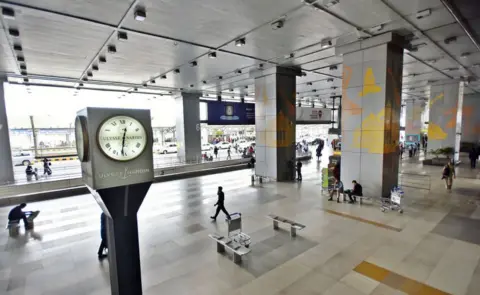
[8,203,40,229]
[344,180,363,203]
[328,179,344,203]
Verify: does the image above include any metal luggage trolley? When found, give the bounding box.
[381,186,404,213]
[227,213,251,248]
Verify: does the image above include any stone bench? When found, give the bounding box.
[208,234,251,264]
[267,214,306,237]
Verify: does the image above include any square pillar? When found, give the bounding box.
[461,93,480,147]
[405,98,425,142]
[0,81,14,184]
[428,82,464,161]
[175,92,201,163]
[336,32,404,197]
[252,67,299,181]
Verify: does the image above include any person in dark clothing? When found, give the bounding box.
[344,180,363,203]
[8,203,39,229]
[287,159,295,181]
[227,147,232,160]
[333,162,341,181]
[469,147,478,169]
[98,213,108,259]
[43,158,52,175]
[25,165,38,180]
[248,156,256,168]
[211,186,231,221]
[296,160,303,181]
[316,145,322,161]
[213,146,219,159]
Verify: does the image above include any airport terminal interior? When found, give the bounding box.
[1,0,480,294]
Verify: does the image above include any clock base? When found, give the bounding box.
[89,182,152,295]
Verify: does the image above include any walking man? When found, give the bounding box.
[97,212,108,259]
[296,160,303,181]
[469,147,478,169]
[227,147,232,160]
[214,146,219,159]
[211,186,231,221]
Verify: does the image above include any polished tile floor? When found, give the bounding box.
[1,156,480,295]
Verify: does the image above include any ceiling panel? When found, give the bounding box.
[0,20,18,74]
[221,6,352,61]
[14,8,113,79]
[92,33,207,85]
[383,0,443,16]
[327,0,399,28]
[123,0,302,48]
[6,0,133,24]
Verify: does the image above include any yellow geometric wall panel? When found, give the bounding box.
[359,67,382,97]
[428,123,447,140]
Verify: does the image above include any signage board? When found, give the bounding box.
[206,101,255,125]
[296,107,332,122]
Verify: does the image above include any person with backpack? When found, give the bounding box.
[442,159,455,190]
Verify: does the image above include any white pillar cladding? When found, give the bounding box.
[427,82,464,161]
[0,80,14,184]
[461,93,480,145]
[336,32,404,197]
[175,92,201,163]
[252,66,299,181]
[405,98,424,138]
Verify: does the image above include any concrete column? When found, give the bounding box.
[253,66,299,181]
[336,32,404,197]
[0,81,14,184]
[427,82,464,161]
[461,93,480,146]
[175,92,201,163]
[405,98,424,142]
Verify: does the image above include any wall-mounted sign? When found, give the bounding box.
[296,107,332,123]
[206,101,255,125]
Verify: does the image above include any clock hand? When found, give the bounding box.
[121,128,127,155]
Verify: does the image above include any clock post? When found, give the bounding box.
[75,108,154,295]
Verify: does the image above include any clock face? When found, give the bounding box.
[97,115,147,161]
[75,116,89,162]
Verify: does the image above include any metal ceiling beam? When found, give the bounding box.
[440,0,480,53]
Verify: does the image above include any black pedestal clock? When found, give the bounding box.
[75,108,154,295]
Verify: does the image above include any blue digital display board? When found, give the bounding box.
[206,101,255,125]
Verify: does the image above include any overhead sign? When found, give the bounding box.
[206,101,255,125]
[296,107,332,122]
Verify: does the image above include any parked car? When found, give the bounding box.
[12,151,35,166]
[201,143,213,151]
[158,143,177,154]
[215,141,231,149]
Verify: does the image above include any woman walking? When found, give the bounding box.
[442,158,456,190]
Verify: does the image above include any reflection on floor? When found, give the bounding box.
[0,156,480,295]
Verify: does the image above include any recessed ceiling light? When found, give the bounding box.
[235,37,246,47]
[82,77,88,81]
[302,72,307,76]
[218,76,223,80]
[190,61,197,67]
[17,56,24,62]
[20,64,26,70]
[258,63,264,69]
[230,89,233,92]
[134,87,138,91]
[134,7,146,21]
[79,83,84,87]
[245,86,248,89]
[169,91,172,94]
[202,80,207,84]
[472,63,480,68]
[143,83,147,87]
[236,69,242,74]
[329,65,338,71]
[2,7,15,19]
[87,72,93,77]
[23,78,28,83]
[231,95,235,98]
[21,70,27,76]
[370,24,384,33]
[108,45,117,53]
[416,8,431,19]
[327,78,334,82]
[312,89,317,92]
[208,52,217,59]
[174,69,180,74]
[461,52,471,58]
[117,31,128,41]
[8,28,19,37]
[179,88,183,91]
[307,82,312,86]
[444,36,457,44]
[321,38,332,48]
[13,44,22,51]
[150,79,155,84]
[92,65,99,71]
[217,95,222,101]
[190,84,194,88]
[99,56,107,63]
[160,75,167,79]
[271,19,284,30]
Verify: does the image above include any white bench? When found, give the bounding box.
[208,234,251,264]
[267,214,306,237]
[340,193,371,205]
